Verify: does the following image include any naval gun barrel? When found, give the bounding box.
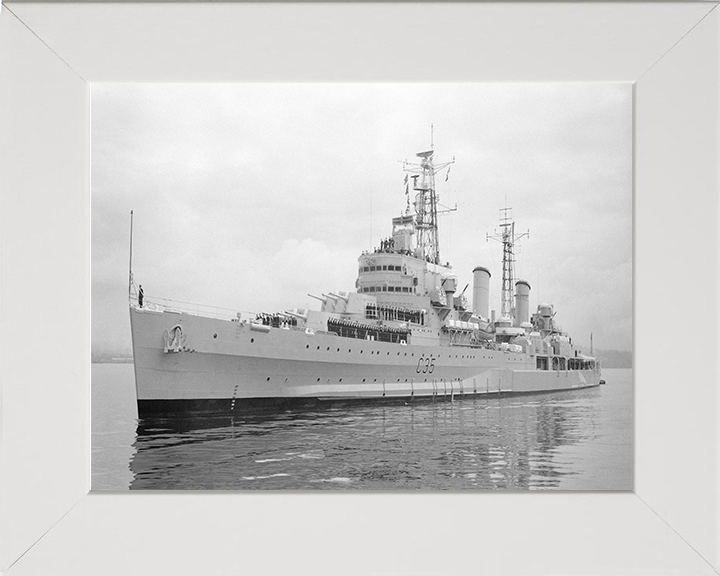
[329,291,349,302]
[308,293,327,303]
[284,310,307,320]
[323,292,338,301]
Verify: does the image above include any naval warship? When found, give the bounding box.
[129,145,602,416]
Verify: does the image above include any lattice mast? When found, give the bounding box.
[487,207,529,320]
[402,127,454,264]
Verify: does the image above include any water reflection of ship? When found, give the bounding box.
[129,388,600,490]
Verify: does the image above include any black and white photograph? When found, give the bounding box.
[92,83,632,491]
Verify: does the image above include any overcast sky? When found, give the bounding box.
[92,83,632,354]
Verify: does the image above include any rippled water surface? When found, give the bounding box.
[92,364,632,490]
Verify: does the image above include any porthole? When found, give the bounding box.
[213,333,218,339]
[306,344,309,349]
[317,346,320,350]
[339,378,343,382]
[327,347,330,351]
[374,379,377,382]
[363,378,366,382]
[317,378,320,382]
[266,377,270,381]
[360,350,364,354]
[250,338,254,343]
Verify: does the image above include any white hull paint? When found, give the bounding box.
[128,144,603,416]
[130,307,601,413]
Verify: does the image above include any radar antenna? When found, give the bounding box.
[402,126,454,264]
[487,205,529,320]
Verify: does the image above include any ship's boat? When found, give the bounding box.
[129,145,602,416]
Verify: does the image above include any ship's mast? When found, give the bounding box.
[488,206,529,320]
[403,127,454,264]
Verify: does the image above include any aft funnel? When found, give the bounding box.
[514,280,531,326]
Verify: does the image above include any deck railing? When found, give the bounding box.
[131,294,257,322]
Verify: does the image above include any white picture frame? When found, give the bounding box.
[1,2,718,574]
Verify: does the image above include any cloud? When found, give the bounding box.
[92,83,632,354]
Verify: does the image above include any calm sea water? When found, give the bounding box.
[92,364,632,491]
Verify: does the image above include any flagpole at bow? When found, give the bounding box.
[128,210,134,303]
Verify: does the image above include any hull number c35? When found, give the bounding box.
[416,355,436,374]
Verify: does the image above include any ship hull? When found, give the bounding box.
[130,307,602,416]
